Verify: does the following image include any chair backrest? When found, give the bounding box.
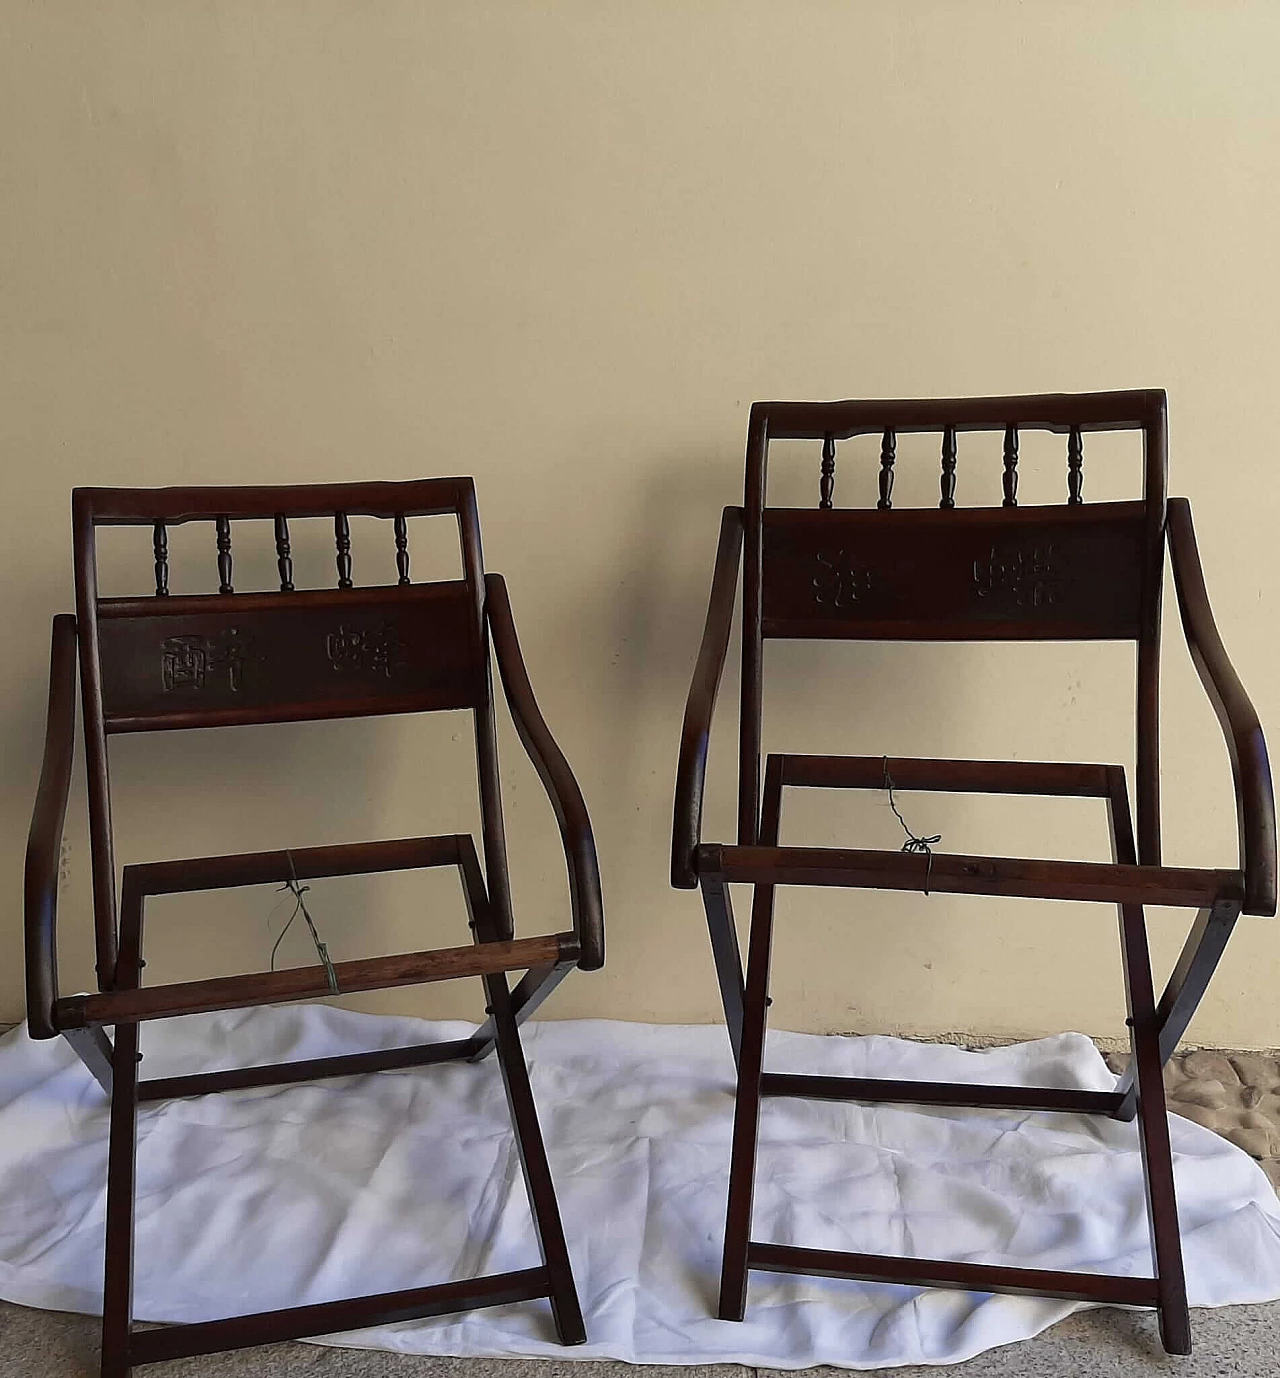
[738,390,1168,858]
[71,478,508,985]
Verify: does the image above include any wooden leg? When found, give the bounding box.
[1106,766,1190,1353]
[718,876,776,1322]
[482,967,586,1345]
[100,1020,139,1378]
[1114,899,1241,1121]
[455,832,583,1343]
[63,1025,114,1096]
[719,756,782,1322]
[700,873,745,1068]
[1119,901,1192,1355]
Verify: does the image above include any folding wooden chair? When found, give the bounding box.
[25,478,604,1376]
[671,391,1276,1354]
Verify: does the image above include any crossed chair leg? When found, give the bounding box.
[697,755,1240,1356]
[74,879,583,1375]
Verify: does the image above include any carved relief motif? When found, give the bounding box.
[326,621,406,678]
[813,550,874,609]
[161,630,255,693]
[973,543,1067,608]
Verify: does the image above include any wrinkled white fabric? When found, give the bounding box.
[2,1007,1279,1368]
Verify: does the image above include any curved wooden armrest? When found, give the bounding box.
[25,614,79,1038]
[484,573,604,970]
[1167,498,1277,916]
[671,506,744,889]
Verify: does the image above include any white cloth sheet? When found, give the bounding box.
[2,1006,1280,1369]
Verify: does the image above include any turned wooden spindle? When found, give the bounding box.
[274,513,294,591]
[877,429,896,510]
[940,427,957,509]
[394,513,410,584]
[819,434,836,509]
[215,516,233,594]
[153,521,169,597]
[334,512,353,589]
[1002,425,1019,508]
[1067,425,1084,504]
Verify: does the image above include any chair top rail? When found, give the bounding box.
[755,389,1165,442]
[74,478,473,525]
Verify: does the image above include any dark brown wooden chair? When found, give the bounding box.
[672,390,1275,1355]
[25,479,604,1376]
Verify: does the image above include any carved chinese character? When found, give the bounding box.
[813,550,873,610]
[160,628,254,693]
[161,635,208,692]
[325,621,405,678]
[973,543,1066,608]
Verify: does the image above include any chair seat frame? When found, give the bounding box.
[25,480,604,1375]
[672,391,1276,1356]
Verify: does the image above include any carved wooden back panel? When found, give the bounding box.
[94,582,482,732]
[762,502,1147,641]
[737,390,1169,857]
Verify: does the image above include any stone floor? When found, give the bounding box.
[1123,1047,1280,1189]
[4,1044,1279,1376]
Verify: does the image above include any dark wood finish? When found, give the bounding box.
[74,493,120,986]
[274,513,294,591]
[466,853,585,1345]
[703,842,1238,909]
[64,933,570,1027]
[819,433,835,509]
[486,572,604,968]
[152,522,168,597]
[28,478,602,1373]
[334,511,353,588]
[394,512,410,583]
[1068,426,1083,504]
[100,886,144,1378]
[761,1074,1122,1116]
[128,1270,552,1366]
[940,426,957,508]
[754,389,1166,440]
[672,506,743,888]
[718,757,783,1322]
[96,582,483,733]
[877,428,896,509]
[1106,766,1190,1351]
[671,391,1272,1356]
[1167,497,1276,914]
[139,1037,480,1102]
[748,1244,1159,1307]
[117,833,464,895]
[24,615,78,1040]
[63,1025,114,1095]
[77,479,473,525]
[1136,405,1167,869]
[1002,424,1019,507]
[761,502,1147,642]
[215,516,233,593]
[461,482,516,943]
[740,413,768,846]
[777,753,1112,796]
[699,873,745,1067]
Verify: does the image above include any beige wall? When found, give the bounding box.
[3,1,1279,1047]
